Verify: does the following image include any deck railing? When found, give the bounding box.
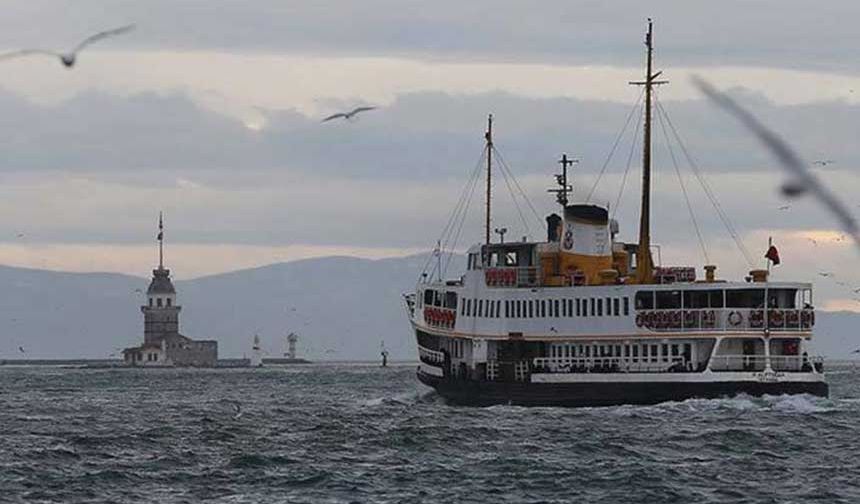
[418,345,445,365]
[635,308,814,333]
[484,267,541,288]
[532,356,692,374]
[709,354,822,372]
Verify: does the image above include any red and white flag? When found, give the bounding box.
[765,244,780,266]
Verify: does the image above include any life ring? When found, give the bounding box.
[671,311,682,329]
[636,313,645,327]
[768,310,784,327]
[684,310,698,328]
[645,311,655,328]
[749,310,764,328]
[786,310,800,327]
[728,310,743,327]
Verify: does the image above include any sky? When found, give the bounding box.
[0,1,860,309]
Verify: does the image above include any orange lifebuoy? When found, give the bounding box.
[636,313,645,327]
[768,310,784,327]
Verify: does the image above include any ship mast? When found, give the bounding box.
[484,114,493,249]
[631,19,667,284]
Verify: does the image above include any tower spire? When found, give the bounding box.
[157,211,164,269]
[630,18,668,284]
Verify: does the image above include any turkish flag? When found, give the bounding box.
[765,245,780,265]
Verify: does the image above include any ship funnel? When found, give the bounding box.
[546,213,562,242]
[557,204,613,284]
[704,265,717,282]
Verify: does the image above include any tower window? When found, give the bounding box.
[157,298,163,307]
[149,298,153,307]
[166,298,172,307]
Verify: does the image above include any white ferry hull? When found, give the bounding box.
[417,367,828,407]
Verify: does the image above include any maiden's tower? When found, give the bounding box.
[122,213,218,367]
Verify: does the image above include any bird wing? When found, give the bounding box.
[693,76,860,248]
[0,49,59,61]
[73,24,136,53]
[350,106,377,116]
[321,113,347,122]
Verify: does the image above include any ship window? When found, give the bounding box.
[671,344,679,357]
[651,344,659,362]
[768,288,798,309]
[540,300,545,317]
[656,291,681,309]
[615,345,621,356]
[661,344,669,361]
[623,297,630,316]
[635,291,654,310]
[590,298,596,316]
[496,300,501,318]
[525,300,531,318]
[613,298,620,316]
[605,298,611,316]
[515,301,521,319]
[553,300,560,318]
[576,299,581,317]
[683,290,709,309]
[597,299,603,317]
[561,299,568,317]
[726,289,765,308]
[480,299,485,317]
[461,299,466,316]
[445,292,458,309]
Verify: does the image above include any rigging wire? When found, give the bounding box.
[655,97,756,267]
[420,148,486,280]
[654,93,711,264]
[443,156,484,277]
[492,146,545,229]
[496,154,532,237]
[586,87,646,202]
[611,101,645,218]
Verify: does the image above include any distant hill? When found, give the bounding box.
[0,256,856,360]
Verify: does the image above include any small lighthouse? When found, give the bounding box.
[250,334,263,367]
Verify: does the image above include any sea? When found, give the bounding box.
[1,363,859,504]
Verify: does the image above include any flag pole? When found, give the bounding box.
[766,236,772,276]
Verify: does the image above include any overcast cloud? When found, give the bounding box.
[0,1,858,308]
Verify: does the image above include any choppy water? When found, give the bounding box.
[1,363,860,503]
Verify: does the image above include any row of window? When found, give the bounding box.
[148,297,174,308]
[549,342,693,362]
[462,296,631,319]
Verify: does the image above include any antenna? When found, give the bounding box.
[548,153,577,207]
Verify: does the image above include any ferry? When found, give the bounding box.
[403,21,827,407]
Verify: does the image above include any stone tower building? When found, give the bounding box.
[123,213,217,367]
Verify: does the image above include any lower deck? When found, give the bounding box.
[415,327,826,398]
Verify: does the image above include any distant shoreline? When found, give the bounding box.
[0,358,419,367]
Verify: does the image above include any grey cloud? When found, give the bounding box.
[1,1,858,73]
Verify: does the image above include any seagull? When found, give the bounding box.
[134,288,143,293]
[15,233,24,238]
[807,238,818,246]
[778,205,791,211]
[818,272,833,278]
[853,348,860,354]
[0,25,135,68]
[693,77,860,253]
[321,106,377,123]
[812,160,835,166]
[18,346,25,353]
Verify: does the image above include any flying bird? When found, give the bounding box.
[321,106,377,123]
[807,238,818,246]
[812,160,835,166]
[778,205,791,211]
[231,402,243,420]
[0,25,135,68]
[818,272,833,278]
[692,77,860,253]
[18,346,25,353]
